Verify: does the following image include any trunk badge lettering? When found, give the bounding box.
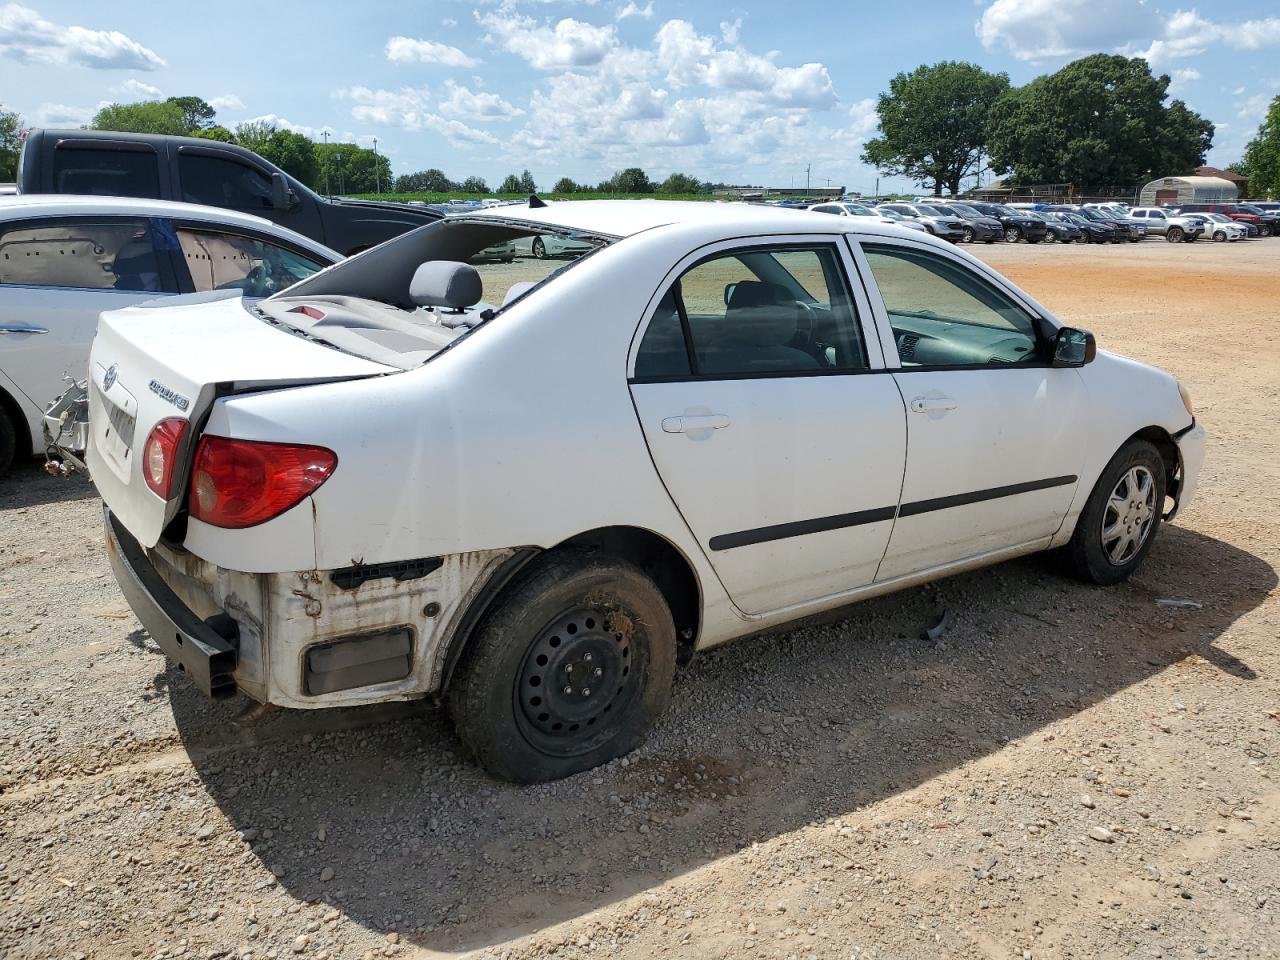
[102,364,118,391]
[149,379,190,411]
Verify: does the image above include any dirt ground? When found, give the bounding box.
[1,238,1277,960]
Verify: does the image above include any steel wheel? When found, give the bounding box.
[531,236,548,259]
[1100,466,1156,566]
[514,606,641,758]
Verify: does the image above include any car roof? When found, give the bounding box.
[466,198,912,239]
[0,194,338,258]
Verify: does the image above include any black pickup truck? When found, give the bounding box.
[16,129,441,255]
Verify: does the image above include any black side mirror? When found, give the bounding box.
[270,172,297,210]
[723,282,737,306]
[1052,326,1096,367]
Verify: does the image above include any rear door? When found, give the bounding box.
[0,216,178,417]
[851,238,1087,580]
[628,235,906,616]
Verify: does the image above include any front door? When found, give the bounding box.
[853,239,1088,580]
[628,237,906,615]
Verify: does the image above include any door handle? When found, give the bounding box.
[661,414,731,434]
[909,395,958,413]
[0,324,49,335]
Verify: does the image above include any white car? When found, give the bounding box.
[1183,212,1249,242]
[0,195,339,475]
[525,232,596,259]
[90,200,1205,783]
[808,201,930,233]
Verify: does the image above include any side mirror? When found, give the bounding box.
[723,282,737,306]
[270,172,297,210]
[1052,326,1096,367]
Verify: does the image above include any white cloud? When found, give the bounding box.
[118,78,161,99]
[616,1,653,20]
[336,86,498,146]
[976,0,1147,62]
[478,10,618,69]
[0,3,164,70]
[208,94,244,112]
[242,114,336,141]
[385,36,480,68]
[1168,67,1200,92]
[848,98,878,136]
[441,17,457,27]
[438,80,524,121]
[35,101,96,126]
[655,20,836,108]
[1137,10,1280,67]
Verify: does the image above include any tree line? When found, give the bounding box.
[390,166,709,195]
[863,54,1222,196]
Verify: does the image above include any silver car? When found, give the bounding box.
[876,203,965,242]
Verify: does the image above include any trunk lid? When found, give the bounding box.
[87,294,395,548]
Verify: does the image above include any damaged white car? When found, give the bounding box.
[91,199,1206,782]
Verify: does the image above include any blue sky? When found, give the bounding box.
[1,0,1277,193]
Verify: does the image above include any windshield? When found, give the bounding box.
[878,210,908,221]
[991,205,1019,217]
[916,205,948,217]
[1023,212,1048,222]
[948,204,983,219]
[1206,213,1231,222]
[841,204,874,216]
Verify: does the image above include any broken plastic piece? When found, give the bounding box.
[1155,598,1202,610]
[921,608,950,642]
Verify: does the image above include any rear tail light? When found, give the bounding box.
[189,437,337,529]
[142,418,188,498]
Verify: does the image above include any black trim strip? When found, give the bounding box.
[896,475,1077,518]
[1172,418,1195,439]
[707,474,1078,551]
[709,507,897,551]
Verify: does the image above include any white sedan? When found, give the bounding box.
[0,195,339,476]
[808,201,930,233]
[90,200,1205,782]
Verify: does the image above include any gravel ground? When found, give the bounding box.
[1,238,1277,960]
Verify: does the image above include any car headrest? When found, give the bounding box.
[726,280,791,311]
[502,281,537,306]
[410,260,482,310]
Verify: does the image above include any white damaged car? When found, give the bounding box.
[90,200,1206,782]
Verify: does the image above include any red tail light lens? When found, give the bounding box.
[142,418,188,498]
[189,437,337,529]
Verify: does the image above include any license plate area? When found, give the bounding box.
[91,363,137,482]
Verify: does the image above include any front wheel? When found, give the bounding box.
[1213,230,1226,242]
[1166,227,1183,243]
[961,226,975,243]
[1062,440,1166,585]
[1004,226,1021,242]
[1043,230,1057,243]
[1259,224,1273,238]
[447,551,677,783]
[531,237,548,259]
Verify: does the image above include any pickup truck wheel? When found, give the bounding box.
[1166,227,1184,242]
[447,551,676,783]
[1062,440,1165,585]
[0,407,15,477]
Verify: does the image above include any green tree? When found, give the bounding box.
[552,176,581,193]
[0,105,22,181]
[232,120,275,155]
[599,167,652,193]
[93,99,189,136]
[518,169,537,193]
[395,168,454,192]
[257,129,318,189]
[459,175,488,193]
[1241,95,1280,198]
[165,96,216,132]
[195,125,235,143]
[985,54,1213,185]
[861,61,1009,197]
[657,172,702,193]
[498,172,522,192]
[316,142,390,194]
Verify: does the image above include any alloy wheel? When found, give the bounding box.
[1100,466,1156,566]
[1004,226,1020,242]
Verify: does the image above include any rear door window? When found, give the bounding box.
[0,218,173,292]
[174,226,326,297]
[51,146,161,198]
[178,153,274,211]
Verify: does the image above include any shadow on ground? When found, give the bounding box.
[0,461,97,510]
[166,524,1274,952]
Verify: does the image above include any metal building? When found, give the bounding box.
[1138,175,1238,206]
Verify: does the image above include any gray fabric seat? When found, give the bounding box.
[410,260,482,311]
[699,280,818,374]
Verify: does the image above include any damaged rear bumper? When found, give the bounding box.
[102,508,518,709]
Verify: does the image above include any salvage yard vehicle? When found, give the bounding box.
[1128,207,1208,242]
[1024,210,1083,243]
[965,202,1048,243]
[876,203,965,241]
[17,129,442,256]
[807,201,929,233]
[91,200,1205,783]
[0,195,339,476]
[1181,213,1248,242]
[929,202,1004,244]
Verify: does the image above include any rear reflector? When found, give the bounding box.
[189,437,337,529]
[142,418,188,499]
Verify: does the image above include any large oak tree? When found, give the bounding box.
[1240,95,1280,198]
[862,61,1010,196]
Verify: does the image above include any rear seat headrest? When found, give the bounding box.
[410,260,482,310]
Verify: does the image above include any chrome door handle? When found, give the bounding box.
[909,396,958,413]
[661,414,731,434]
[0,324,49,335]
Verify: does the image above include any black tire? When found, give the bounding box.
[531,237,548,259]
[1213,230,1226,242]
[1004,226,1020,242]
[1062,440,1166,585]
[0,407,15,478]
[961,226,975,243]
[1043,230,1057,243]
[1258,224,1272,238]
[447,550,677,783]
[1166,227,1183,243]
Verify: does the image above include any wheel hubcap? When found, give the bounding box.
[516,607,635,753]
[1100,466,1156,565]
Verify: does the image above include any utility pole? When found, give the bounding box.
[805,163,811,196]
[321,131,330,196]
[875,176,879,200]
[373,137,380,194]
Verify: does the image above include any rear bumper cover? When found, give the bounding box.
[104,508,239,698]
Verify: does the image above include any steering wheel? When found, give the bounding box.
[793,299,818,354]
